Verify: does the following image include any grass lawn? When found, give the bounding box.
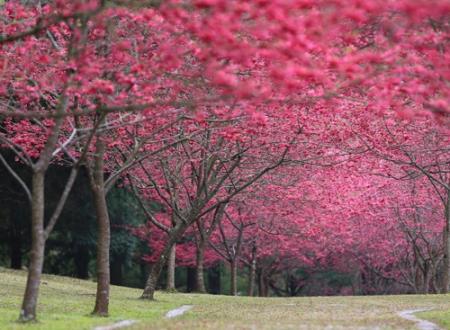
[1,267,450,329]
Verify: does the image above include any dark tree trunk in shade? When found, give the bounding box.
[187,267,196,293]
[258,270,269,297]
[141,225,187,299]
[230,260,238,296]
[207,264,221,294]
[19,171,45,322]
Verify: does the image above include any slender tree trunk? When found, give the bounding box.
[141,225,187,299]
[423,263,431,294]
[186,267,196,292]
[91,185,110,315]
[442,189,450,293]
[90,137,110,316]
[431,267,439,294]
[413,250,422,294]
[230,260,238,296]
[195,239,207,293]
[207,263,221,294]
[258,270,268,297]
[247,245,257,296]
[166,244,176,291]
[19,171,45,322]
[15,93,68,322]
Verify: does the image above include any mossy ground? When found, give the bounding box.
[1,267,450,329]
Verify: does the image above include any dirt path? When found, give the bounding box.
[397,309,440,330]
[94,320,137,330]
[165,305,193,318]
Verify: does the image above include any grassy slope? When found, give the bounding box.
[1,267,450,330]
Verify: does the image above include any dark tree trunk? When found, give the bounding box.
[414,262,422,294]
[442,190,450,293]
[19,171,45,322]
[258,270,269,297]
[90,137,110,316]
[166,244,176,291]
[140,262,150,288]
[207,263,221,294]
[230,260,238,296]
[195,240,207,293]
[142,246,172,299]
[423,263,431,294]
[141,225,186,299]
[187,267,196,292]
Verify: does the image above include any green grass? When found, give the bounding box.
[1,267,450,329]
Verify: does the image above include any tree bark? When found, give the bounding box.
[19,171,45,322]
[90,137,111,316]
[141,225,186,299]
[207,263,221,294]
[195,239,207,293]
[187,267,196,292]
[166,244,176,291]
[230,260,238,296]
[442,189,450,293]
[15,92,68,322]
[258,270,269,297]
[423,263,431,294]
[247,246,257,296]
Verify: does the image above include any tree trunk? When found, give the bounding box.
[141,225,186,299]
[207,263,221,294]
[166,244,176,291]
[90,137,110,316]
[91,184,110,316]
[195,239,207,293]
[247,245,257,296]
[442,189,450,293]
[19,171,45,322]
[230,260,238,296]
[186,267,196,292]
[423,263,431,294]
[414,260,422,294]
[258,270,268,297]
